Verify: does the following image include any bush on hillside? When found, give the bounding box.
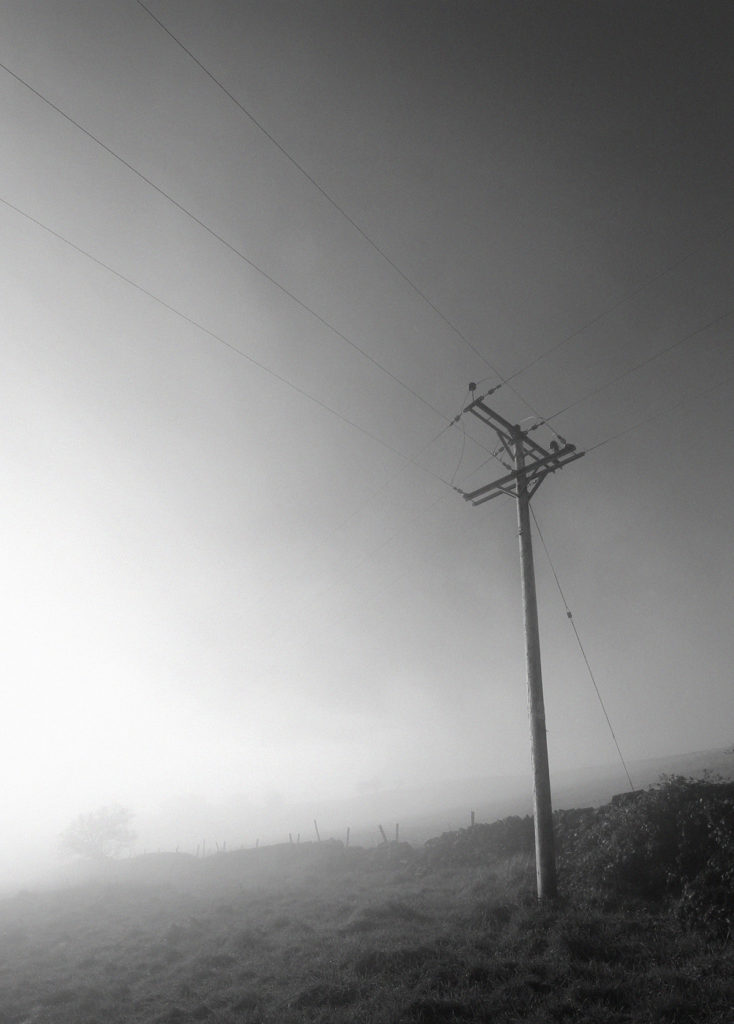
[59,804,136,861]
[559,775,734,937]
[424,815,535,867]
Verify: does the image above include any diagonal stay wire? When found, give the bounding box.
[530,507,635,791]
[542,309,734,424]
[0,58,444,422]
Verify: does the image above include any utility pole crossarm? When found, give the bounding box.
[460,395,516,444]
[459,400,584,505]
[462,444,584,504]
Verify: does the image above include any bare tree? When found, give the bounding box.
[59,805,136,861]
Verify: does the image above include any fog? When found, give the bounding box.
[2,1,733,892]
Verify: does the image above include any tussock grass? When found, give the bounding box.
[2,780,734,1022]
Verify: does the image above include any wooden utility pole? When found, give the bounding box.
[514,427,556,898]
[457,390,584,900]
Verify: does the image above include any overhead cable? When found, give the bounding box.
[0,59,445,422]
[504,223,734,386]
[136,1,734,450]
[4,192,499,656]
[449,388,471,486]
[586,365,734,454]
[132,2,567,440]
[134,0,499,378]
[0,194,448,475]
[543,309,734,423]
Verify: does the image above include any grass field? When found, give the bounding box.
[2,781,733,1023]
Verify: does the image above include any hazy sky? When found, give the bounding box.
[2,0,733,867]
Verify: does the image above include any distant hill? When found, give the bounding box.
[130,746,734,857]
[308,745,734,849]
[552,745,734,811]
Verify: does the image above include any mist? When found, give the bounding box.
[2,0,734,895]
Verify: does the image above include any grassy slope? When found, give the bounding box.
[2,811,734,1023]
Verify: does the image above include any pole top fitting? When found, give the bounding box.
[469,382,477,393]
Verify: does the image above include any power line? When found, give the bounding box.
[5,193,495,656]
[586,365,734,455]
[214,389,478,634]
[7,24,728,464]
[131,2,572,443]
[12,45,727,486]
[136,0,734,463]
[0,193,447,474]
[4,194,482,659]
[449,388,471,486]
[543,309,733,424]
[504,223,734,386]
[530,507,635,792]
[0,58,446,422]
[1,57,513,471]
[134,0,500,379]
[2,167,461,671]
[1,186,506,492]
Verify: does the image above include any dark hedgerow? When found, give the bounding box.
[557,775,734,937]
[424,815,535,867]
